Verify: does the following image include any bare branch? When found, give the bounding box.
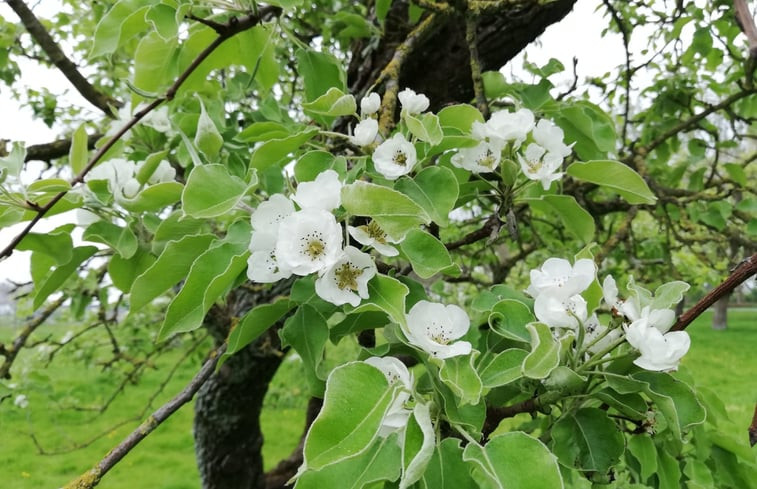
[734,0,757,58]
[465,13,490,118]
[670,252,757,332]
[24,133,101,163]
[5,0,122,116]
[62,344,226,489]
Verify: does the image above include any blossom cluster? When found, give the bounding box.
[85,157,176,205]
[246,170,381,307]
[526,257,690,371]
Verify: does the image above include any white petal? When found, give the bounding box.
[351,118,379,146]
[275,209,343,275]
[292,170,342,211]
[398,88,429,114]
[360,92,381,116]
[251,194,295,234]
[372,133,417,180]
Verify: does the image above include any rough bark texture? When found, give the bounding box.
[194,296,285,489]
[711,293,729,330]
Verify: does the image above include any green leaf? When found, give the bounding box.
[395,166,459,227]
[330,311,389,344]
[108,248,156,293]
[350,274,409,327]
[566,160,657,205]
[437,380,485,435]
[632,371,706,440]
[627,435,657,482]
[82,221,138,259]
[131,30,178,98]
[723,163,747,186]
[295,433,401,489]
[119,182,183,212]
[90,0,154,58]
[69,124,89,175]
[33,246,98,309]
[294,151,347,183]
[400,403,435,489]
[220,298,294,365]
[145,3,178,40]
[651,281,690,310]
[129,234,216,312]
[553,101,616,159]
[280,305,330,396]
[249,128,319,172]
[488,299,533,342]
[158,241,249,339]
[296,48,346,102]
[405,113,443,145]
[341,181,430,238]
[522,322,560,379]
[302,87,357,117]
[594,389,647,420]
[302,362,397,470]
[236,121,292,143]
[439,353,483,406]
[420,438,477,489]
[437,104,484,133]
[17,230,73,265]
[135,150,169,185]
[524,195,595,244]
[400,229,455,279]
[182,164,254,218]
[478,348,528,388]
[551,407,624,473]
[657,449,681,489]
[463,432,563,489]
[194,99,224,159]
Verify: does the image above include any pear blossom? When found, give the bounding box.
[518,143,564,190]
[534,293,588,330]
[14,394,28,409]
[315,246,376,307]
[247,232,292,283]
[398,88,429,114]
[372,133,417,180]
[602,275,623,311]
[532,119,572,159]
[364,356,413,436]
[583,314,621,354]
[292,170,342,211]
[142,105,173,134]
[625,321,690,371]
[348,220,401,256]
[405,301,472,359]
[137,159,176,185]
[275,209,343,275]
[526,258,596,300]
[451,140,502,173]
[486,108,535,146]
[360,92,381,116]
[351,118,379,146]
[250,193,295,237]
[86,158,143,203]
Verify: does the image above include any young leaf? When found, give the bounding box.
[395,166,459,227]
[420,438,478,489]
[399,229,456,279]
[439,353,483,406]
[33,246,98,309]
[522,322,560,379]
[302,87,357,118]
[341,181,430,238]
[405,113,443,145]
[221,299,295,365]
[350,274,409,327]
[524,195,595,244]
[567,160,657,205]
[194,99,224,159]
[279,305,330,396]
[551,407,625,473]
[182,164,254,218]
[478,348,528,388]
[68,124,89,175]
[400,403,436,489]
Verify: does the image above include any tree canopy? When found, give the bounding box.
[0,1,755,488]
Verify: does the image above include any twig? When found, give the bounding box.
[465,13,489,118]
[0,7,280,262]
[602,0,632,145]
[24,133,102,163]
[5,0,122,116]
[62,344,226,489]
[670,252,757,331]
[0,294,67,379]
[445,213,500,250]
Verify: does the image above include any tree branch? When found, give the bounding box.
[465,13,489,118]
[734,0,757,58]
[670,252,757,331]
[5,0,122,116]
[24,133,102,163]
[0,7,280,262]
[62,344,226,489]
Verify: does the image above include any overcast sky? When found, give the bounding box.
[0,0,636,282]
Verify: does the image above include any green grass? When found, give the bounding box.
[0,309,754,488]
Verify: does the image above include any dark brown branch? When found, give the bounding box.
[0,294,66,379]
[5,0,122,116]
[465,13,489,118]
[483,398,537,439]
[25,133,101,163]
[0,7,280,262]
[670,252,757,331]
[62,344,226,489]
[445,213,501,250]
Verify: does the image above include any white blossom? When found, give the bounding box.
[625,321,690,371]
[518,143,564,190]
[451,140,502,173]
[405,300,471,359]
[348,221,402,257]
[275,209,343,275]
[315,246,376,307]
[526,257,596,300]
[351,118,379,146]
[532,119,572,159]
[137,159,176,185]
[372,133,417,180]
[250,193,295,238]
[14,394,28,409]
[292,170,342,211]
[360,92,381,116]
[584,314,621,354]
[486,108,535,147]
[247,232,292,283]
[534,293,588,330]
[365,356,413,437]
[142,105,173,134]
[398,88,429,115]
[602,275,623,311]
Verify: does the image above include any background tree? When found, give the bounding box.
[0,1,755,488]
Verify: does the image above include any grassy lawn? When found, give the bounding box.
[0,308,754,488]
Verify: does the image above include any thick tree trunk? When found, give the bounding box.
[194,296,285,489]
[711,293,729,330]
